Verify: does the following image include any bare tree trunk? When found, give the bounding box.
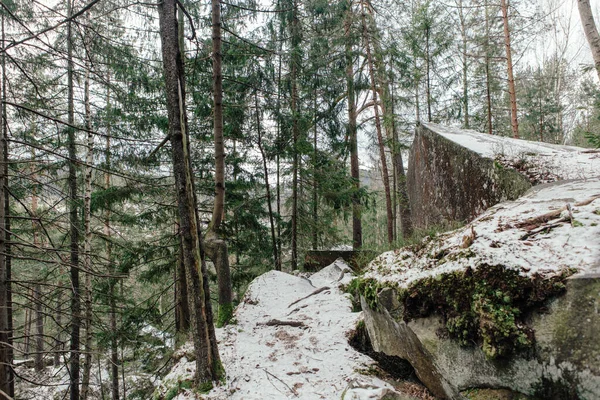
[362,5,393,244]
[0,10,11,394]
[389,75,413,239]
[175,233,190,335]
[34,284,43,372]
[255,92,280,270]
[1,13,13,396]
[158,0,223,384]
[30,153,44,373]
[81,49,94,400]
[425,25,432,122]
[578,0,600,81]
[103,75,119,400]
[345,0,362,250]
[23,299,31,357]
[211,0,225,230]
[484,0,493,135]
[174,3,191,339]
[205,0,233,325]
[311,93,318,251]
[54,289,63,367]
[457,0,469,128]
[290,0,300,270]
[276,28,283,269]
[67,0,81,396]
[500,0,519,138]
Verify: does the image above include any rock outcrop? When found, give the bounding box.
[361,176,600,399]
[407,123,600,229]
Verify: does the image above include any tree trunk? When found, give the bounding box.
[174,3,191,340]
[389,77,413,239]
[345,0,362,250]
[175,233,190,335]
[276,30,283,270]
[457,0,469,128]
[0,10,11,395]
[2,12,13,396]
[311,93,318,251]
[484,0,493,135]
[157,0,223,384]
[103,75,119,400]
[362,6,394,244]
[31,153,44,373]
[578,0,600,81]
[211,0,225,230]
[500,0,519,138]
[54,287,63,367]
[290,0,301,270]
[67,0,81,396]
[255,92,280,271]
[425,25,432,122]
[81,49,94,400]
[206,0,233,325]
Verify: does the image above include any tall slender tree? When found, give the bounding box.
[578,0,600,82]
[157,0,223,385]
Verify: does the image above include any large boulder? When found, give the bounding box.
[360,177,600,399]
[407,123,600,229]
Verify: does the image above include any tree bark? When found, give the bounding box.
[81,48,94,400]
[103,75,119,400]
[211,0,225,230]
[362,5,393,244]
[457,0,469,128]
[345,0,362,250]
[206,0,233,325]
[578,0,600,81]
[174,7,191,338]
[425,24,432,122]
[255,92,280,271]
[30,151,44,373]
[484,0,493,135]
[158,0,223,384]
[67,0,81,396]
[175,233,190,335]
[389,73,413,239]
[500,0,519,138]
[290,0,300,270]
[0,10,11,395]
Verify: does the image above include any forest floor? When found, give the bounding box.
[155,261,432,400]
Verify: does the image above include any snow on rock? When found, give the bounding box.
[160,260,408,400]
[365,177,600,287]
[425,122,600,183]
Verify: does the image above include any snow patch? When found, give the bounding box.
[364,177,600,287]
[425,122,600,182]
[159,262,406,399]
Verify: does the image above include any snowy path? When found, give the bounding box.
[158,261,410,399]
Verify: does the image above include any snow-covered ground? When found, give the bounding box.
[425,123,600,183]
[364,177,600,288]
[155,261,418,400]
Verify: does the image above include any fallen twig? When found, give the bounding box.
[519,220,567,240]
[288,286,330,308]
[505,195,600,231]
[260,319,306,328]
[263,368,298,396]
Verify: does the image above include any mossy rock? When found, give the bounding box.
[352,265,574,359]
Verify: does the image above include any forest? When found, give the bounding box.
[0,0,599,398]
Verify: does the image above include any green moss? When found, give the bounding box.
[345,277,387,311]
[396,265,576,359]
[216,302,234,328]
[196,380,214,394]
[162,379,194,400]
